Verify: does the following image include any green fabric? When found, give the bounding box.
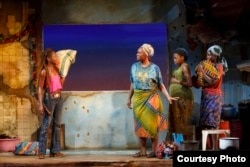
[168,64,194,135]
[132,89,167,138]
[169,65,193,100]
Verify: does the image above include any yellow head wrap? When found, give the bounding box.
[140,43,154,57]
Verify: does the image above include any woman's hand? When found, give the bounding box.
[38,103,44,114]
[197,63,204,73]
[127,83,134,109]
[158,84,179,104]
[127,99,132,109]
[167,95,179,104]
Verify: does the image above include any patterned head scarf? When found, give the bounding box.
[207,45,228,74]
[140,43,154,57]
[207,45,222,57]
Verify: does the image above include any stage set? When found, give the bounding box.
[0,150,172,167]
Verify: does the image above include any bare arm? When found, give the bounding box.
[127,83,134,109]
[38,69,46,114]
[158,84,179,104]
[61,77,66,87]
[181,64,192,87]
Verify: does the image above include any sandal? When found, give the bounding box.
[133,152,147,158]
[147,152,156,158]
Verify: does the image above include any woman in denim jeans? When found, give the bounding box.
[37,48,65,159]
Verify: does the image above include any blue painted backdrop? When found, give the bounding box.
[43,24,168,91]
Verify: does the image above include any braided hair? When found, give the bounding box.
[41,48,54,68]
[39,48,55,88]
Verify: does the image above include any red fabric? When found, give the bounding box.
[203,64,223,95]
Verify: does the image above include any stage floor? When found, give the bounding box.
[0,149,173,167]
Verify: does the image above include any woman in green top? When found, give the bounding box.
[167,48,194,140]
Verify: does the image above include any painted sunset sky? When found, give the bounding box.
[43,24,168,91]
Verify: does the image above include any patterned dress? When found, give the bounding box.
[199,64,224,128]
[168,63,194,136]
[130,62,167,138]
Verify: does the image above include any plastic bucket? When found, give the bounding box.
[219,137,239,150]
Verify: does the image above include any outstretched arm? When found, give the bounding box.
[158,84,179,104]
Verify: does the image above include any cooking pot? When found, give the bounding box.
[180,140,199,151]
[219,137,239,150]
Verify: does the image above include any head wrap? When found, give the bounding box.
[207,45,222,57]
[140,43,154,57]
[207,45,228,74]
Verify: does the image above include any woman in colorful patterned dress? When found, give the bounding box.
[127,43,179,158]
[167,48,194,141]
[194,45,225,150]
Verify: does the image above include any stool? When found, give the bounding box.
[202,129,230,151]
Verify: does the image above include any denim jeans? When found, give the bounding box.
[38,92,63,155]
